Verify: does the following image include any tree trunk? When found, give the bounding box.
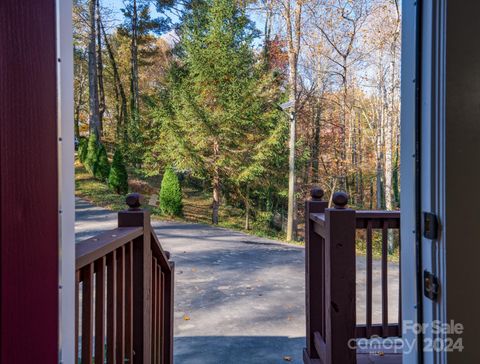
[130,0,139,123]
[284,0,301,241]
[357,112,364,205]
[384,56,396,211]
[102,21,128,143]
[384,114,393,211]
[212,140,220,225]
[312,103,321,184]
[96,0,105,133]
[340,57,348,191]
[88,0,100,137]
[74,49,86,139]
[376,108,384,210]
[244,186,250,230]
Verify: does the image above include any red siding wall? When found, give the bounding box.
[0,1,59,363]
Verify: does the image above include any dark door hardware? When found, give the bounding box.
[424,270,439,301]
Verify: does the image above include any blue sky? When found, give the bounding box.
[101,0,265,34]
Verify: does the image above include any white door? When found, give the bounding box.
[419,1,447,363]
[401,1,447,363]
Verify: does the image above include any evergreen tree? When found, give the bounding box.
[159,166,183,216]
[118,0,176,165]
[85,132,100,174]
[108,149,129,194]
[94,143,111,181]
[156,0,282,224]
[78,137,88,163]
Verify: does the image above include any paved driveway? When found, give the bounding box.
[76,198,399,364]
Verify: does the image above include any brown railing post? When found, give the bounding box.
[118,193,152,364]
[325,192,356,364]
[304,188,328,360]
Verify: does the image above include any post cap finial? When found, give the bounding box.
[310,187,325,201]
[332,191,349,209]
[126,193,143,210]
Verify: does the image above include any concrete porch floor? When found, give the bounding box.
[75,198,400,364]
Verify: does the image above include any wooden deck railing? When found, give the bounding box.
[75,194,174,364]
[304,188,401,364]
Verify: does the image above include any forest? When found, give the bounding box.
[73,0,401,241]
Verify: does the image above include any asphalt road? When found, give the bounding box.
[76,198,399,364]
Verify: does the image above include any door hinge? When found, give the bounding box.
[424,270,440,301]
[423,212,439,240]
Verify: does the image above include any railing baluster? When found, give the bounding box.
[125,242,133,363]
[321,236,326,340]
[152,257,158,364]
[163,262,175,364]
[107,251,117,364]
[366,220,373,338]
[75,271,80,364]
[398,229,402,331]
[95,257,106,364]
[81,264,94,364]
[382,221,389,337]
[116,246,126,364]
[160,269,165,363]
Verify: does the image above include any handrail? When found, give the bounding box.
[310,210,400,229]
[75,194,174,364]
[76,226,143,270]
[151,230,173,272]
[355,210,400,229]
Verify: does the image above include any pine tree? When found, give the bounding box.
[118,0,176,165]
[157,0,273,224]
[78,137,88,164]
[94,143,110,181]
[108,149,129,194]
[85,132,100,174]
[159,166,183,216]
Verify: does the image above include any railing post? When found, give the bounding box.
[325,192,357,364]
[118,193,152,364]
[305,188,328,360]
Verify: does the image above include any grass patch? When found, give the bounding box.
[75,161,126,211]
[75,160,287,242]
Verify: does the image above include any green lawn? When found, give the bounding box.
[75,161,126,212]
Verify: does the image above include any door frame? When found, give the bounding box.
[57,0,76,362]
[400,0,422,362]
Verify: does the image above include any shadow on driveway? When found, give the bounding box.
[174,336,305,364]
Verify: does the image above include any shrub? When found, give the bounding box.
[159,166,183,216]
[252,211,274,231]
[108,149,129,195]
[84,133,99,174]
[78,137,88,163]
[94,144,110,182]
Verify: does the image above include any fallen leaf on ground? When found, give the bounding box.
[183,314,190,321]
